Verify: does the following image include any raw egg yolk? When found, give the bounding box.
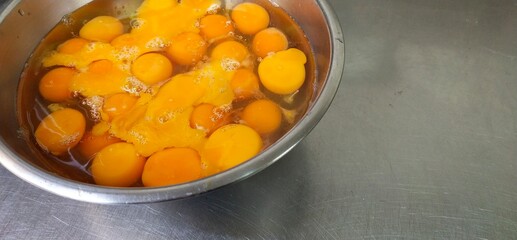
[252,27,288,58]
[38,67,76,102]
[88,59,113,74]
[79,16,124,43]
[34,108,86,155]
[231,2,270,35]
[241,99,282,135]
[230,68,260,99]
[90,142,145,187]
[110,33,135,49]
[42,41,118,70]
[167,32,207,65]
[103,93,139,119]
[57,38,89,54]
[258,48,307,95]
[203,124,262,173]
[131,53,173,85]
[181,0,219,10]
[138,0,178,11]
[190,103,231,133]
[71,59,129,97]
[199,14,234,40]
[142,147,202,187]
[211,40,249,62]
[134,0,218,40]
[77,131,122,160]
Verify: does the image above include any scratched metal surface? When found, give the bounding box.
[1,0,517,239]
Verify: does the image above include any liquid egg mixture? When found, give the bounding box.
[18,0,314,187]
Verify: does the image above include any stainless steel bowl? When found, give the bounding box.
[0,0,344,204]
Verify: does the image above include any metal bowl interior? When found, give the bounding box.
[0,0,344,204]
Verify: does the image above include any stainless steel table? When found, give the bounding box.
[1,0,516,239]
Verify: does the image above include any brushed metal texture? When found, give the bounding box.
[1,0,516,239]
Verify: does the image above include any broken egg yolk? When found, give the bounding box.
[108,59,235,157]
[71,59,129,97]
[103,93,139,119]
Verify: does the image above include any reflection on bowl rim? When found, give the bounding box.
[0,0,345,204]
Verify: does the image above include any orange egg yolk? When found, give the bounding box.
[77,131,122,160]
[252,27,288,58]
[211,40,249,63]
[35,108,86,155]
[167,32,208,65]
[103,93,139,119]
[142,147,202,187]
[199,14,234,40]
[38,67,77,102]
[71,59,130,97]
[241,99,283,135]
[190,103,231,133]
[131,52,173,85]
[203,124,263,174]
[231,2,270,35]
[258,48,307,95]
[57,38,90,54]
[79,16,124,43]
[230,68,260,99]
[90,142,145,187]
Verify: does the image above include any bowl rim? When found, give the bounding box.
[0,0,345,204]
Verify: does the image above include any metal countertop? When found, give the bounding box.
[1,0,516,239]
